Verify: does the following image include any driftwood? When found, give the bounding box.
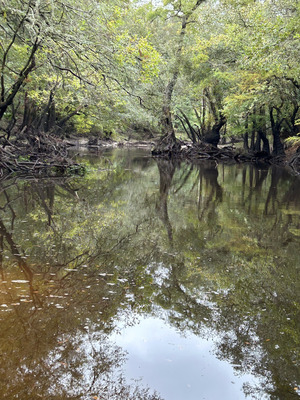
[0,132,83,180]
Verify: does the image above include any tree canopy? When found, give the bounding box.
[0,0,299,158]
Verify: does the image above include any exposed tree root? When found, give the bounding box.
[152,140,291,169]
[151,133,181,157]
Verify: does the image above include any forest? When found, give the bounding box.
[0,0,300,174]
[1,2,300,398]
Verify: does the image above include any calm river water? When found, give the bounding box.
[0,148,299,399]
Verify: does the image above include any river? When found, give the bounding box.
[0,148,299,399]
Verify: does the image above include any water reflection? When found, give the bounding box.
[112,317,259,400]
[156,159,177,245]
[0,149,299,399]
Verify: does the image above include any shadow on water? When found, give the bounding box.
[0,150,299,399]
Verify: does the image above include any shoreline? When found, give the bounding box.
[68,138,300,175]
[1,137,299,180]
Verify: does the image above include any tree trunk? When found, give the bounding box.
[159,14,188,148]
[0,40,39,121]
[36,89,56,133]
[272,126,285,156]
[46,100,56,133]
[254,135,261,152]
[270,107,285,156]
[202,114,226,146]
[154,1,206,155]
[257,107,270,155]
[154,12,187,154]
[177,109,200,143]
[21,92,35,130]
[249,110,256,151]
[244,115,249,151]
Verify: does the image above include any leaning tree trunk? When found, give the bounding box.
[177,109,200,143]
[0,40,39,122]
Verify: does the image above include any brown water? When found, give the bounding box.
[0,148,299,399]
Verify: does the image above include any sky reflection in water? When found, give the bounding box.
[112,316,259,400]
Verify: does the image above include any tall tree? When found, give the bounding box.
[152,0,206,154]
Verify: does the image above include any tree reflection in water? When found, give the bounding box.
[0,149,299,399]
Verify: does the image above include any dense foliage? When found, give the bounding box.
[0,0,299,151]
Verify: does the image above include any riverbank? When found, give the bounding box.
[1,136,300,180]
[65,137,156,149]
[70,137,300,175]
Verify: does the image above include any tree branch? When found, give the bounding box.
[1,2,32,102]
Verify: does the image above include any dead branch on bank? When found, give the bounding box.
[0,131,84,180]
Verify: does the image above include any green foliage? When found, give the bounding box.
[0,0,164,138]
[0,0,299,142]
[285,134,300,147]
